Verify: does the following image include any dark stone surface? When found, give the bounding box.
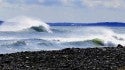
[0,45,125,70]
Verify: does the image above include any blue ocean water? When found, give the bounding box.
[0,17,125,54]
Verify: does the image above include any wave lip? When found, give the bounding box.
[30,26,51,32]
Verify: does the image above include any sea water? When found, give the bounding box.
[0,17,125,54]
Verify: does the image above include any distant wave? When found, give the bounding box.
[0,16,52,33]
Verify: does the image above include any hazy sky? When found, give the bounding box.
[0,0,125,23]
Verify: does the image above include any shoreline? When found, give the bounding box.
[0,45,125,70]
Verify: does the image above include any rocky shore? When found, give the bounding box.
[0,45,125,70]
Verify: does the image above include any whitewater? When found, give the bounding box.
[0,16,125,54]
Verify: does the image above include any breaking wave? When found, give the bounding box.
[49,27,125,47]
[0,16,52,33]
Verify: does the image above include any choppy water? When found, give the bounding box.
[0,16,125,54]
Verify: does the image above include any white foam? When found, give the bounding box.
[84,27,125,46]
[44,27,125,46]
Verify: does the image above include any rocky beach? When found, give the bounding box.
[0,45,125,70]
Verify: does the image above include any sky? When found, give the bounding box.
[0,0,125,23]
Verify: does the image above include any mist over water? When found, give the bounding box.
[0,16,125,54]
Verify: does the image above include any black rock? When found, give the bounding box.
[117,44,124,48]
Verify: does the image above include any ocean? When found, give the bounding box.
[0,17,125,54]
